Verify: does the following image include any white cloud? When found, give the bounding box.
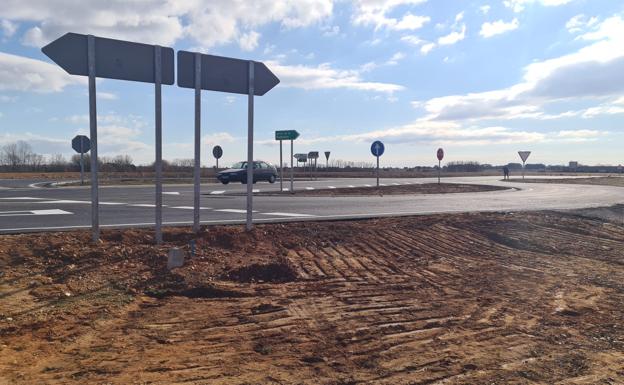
[0,51,84,93]
[416,15,624,122]
[504,0,573,13]
[321,25,340,36]
[566,14,599,34]
[438,24,466,45]
[480,18,519,38]
[239,31,260,51]
[0,1,333,51]
[401,35,424,45]
[421,42,436,54]
[386,52,405,65]
[556,129,606,142]
[351,0,429,31]
[1,19,17,37]
[455,12,464,23]
[480,5,491,15]
[96,91,118,100]
[267,60,405,93]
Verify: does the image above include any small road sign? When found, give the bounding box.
[308,151,319,159]
[324,151,331,160]
[294,153,308,162]
[72,135,90,154]
[212,145,223,159]
[42,33,174,84]
[518,151,531,162]
[177,52,279,95]
[371,141,385,157]
[275,130,299,141]
[437,148,444,161]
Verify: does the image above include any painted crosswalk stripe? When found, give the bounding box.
[260,212,316,217]
[210,190,225,195]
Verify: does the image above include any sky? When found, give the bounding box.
[0,0,623,168]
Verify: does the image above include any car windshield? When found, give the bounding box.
[231,162,247,169]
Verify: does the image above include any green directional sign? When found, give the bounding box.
[275,130,299,141]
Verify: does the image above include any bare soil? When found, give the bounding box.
[508,176,624,187]
[1,211,624,384]
[263,183,509,196]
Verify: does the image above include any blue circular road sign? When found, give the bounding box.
[371,140,385,157]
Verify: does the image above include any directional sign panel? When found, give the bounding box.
[437,148,444,161]
[371,141,385,157]
[42,33,174,84]
[294,153,308,162]
[212,145,223,159]
[177,51,279,96]
[72,135,90,154]
[518,151,531,162]
[308,151,319,159]
[275,130,299,141]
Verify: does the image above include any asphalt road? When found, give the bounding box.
[0,176,622,233]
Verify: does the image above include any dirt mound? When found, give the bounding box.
[224,259,299,283]
[145,285,251,299]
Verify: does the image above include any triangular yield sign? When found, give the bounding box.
[518,151,531,162]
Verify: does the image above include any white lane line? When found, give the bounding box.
[380,183,387,186]
[348,185,355,188]
[252,189,260,193]
[305,187,315,190]
[260,212,316,217]
[36,200,90,204]
[0,197,47,200]
[163,192,180,195]
[0,209,72,217]
[281,188,290,192]
[100,202,126,205]
[328,186,336,189]
[130,204,161,208]
[210,190,226,195]
[216,209,258,214]
[170,206,211,210]
[392,183,400,186]
[364,184,372,187]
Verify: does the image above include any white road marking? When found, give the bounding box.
[260,212,316,217]
[281,188,290,192]
[380,183,387,186]
[37,200,90,204]
[216,209,258,214]
[328,186,336,189]
[392,183,400,186]
[0,197,47,200]
[364,184,372,187]
[305,187,315,190]
[130,204,160,208]
[210,190,226,195]
[170,206,211,210]
[100,202,126,205]
[252,189,260,193]
[163,192,180,195]
[0,209,72,217]
[348,185,355,188]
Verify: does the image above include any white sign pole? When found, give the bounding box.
[87,35,99,242]
[193,53,201,233]
[246,61,255,231]
[154,45,163,244]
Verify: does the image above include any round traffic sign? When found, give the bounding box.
[371,141,385,157]
[212,145,223,159]
[437,148,444,161]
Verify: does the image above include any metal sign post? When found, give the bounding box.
[43,32,174,242]
[193,53,201,232]
[308,152,319,181]
[276,131,299,193]
[178,52,279,232]
[154,45,163,244]
[71,135,90,186]
[518,151,531,180]
[279,140,283,191]
[371,141,385,187]
[437,148,444,185]
[325,151,330,169]
[290,140,294,193]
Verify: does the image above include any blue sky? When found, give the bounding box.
[0,0,623,167]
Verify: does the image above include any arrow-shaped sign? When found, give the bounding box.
[177,51,279,95]
[42,33,174,84]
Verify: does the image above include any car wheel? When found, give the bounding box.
[268,175,276,184]
[221,180,229,185]
[241,179,247,184]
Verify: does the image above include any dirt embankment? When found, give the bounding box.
[266,182,509,196]
[1,211,624,384]
[508,176,624,187]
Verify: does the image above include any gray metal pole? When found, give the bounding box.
[246,61,255,231]
[376,156,379,187]
[290,140,294,194]
[522,161,525,180]
[87,35,99,242]
[279,139,283,191]
[154,45,163,244]
[193,53,201,233]
[80,143,84,186]
[438,160,441,185]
